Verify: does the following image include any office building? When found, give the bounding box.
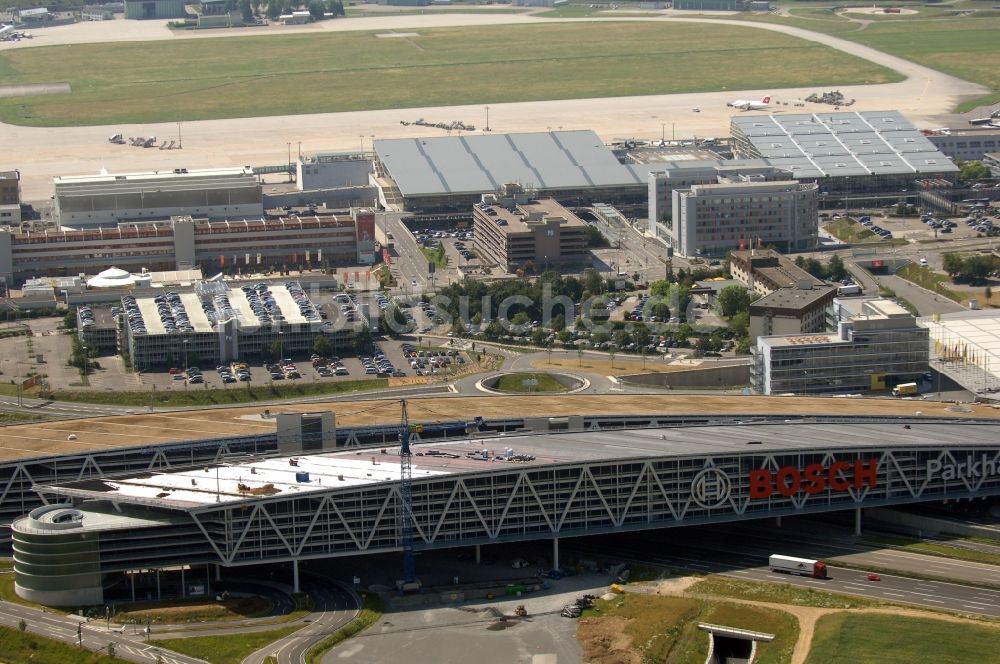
[647,161,776,240]
[0,170,20,227]
[472,186,588,273]
[752,298,929,394]
[0,212,370,285]
[983,152,1000,178]
[54,167,263,227]
[748,282,837,343]
[729,248,824,297]
[669,179,818,257]
[731,111,959,196]
[296,153,373,191]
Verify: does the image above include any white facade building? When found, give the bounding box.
[669,180,818,257]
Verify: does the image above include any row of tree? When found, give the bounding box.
[941,252,999,286]
[794,254,848,282]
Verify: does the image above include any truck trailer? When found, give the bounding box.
[769,554,828,579]
[892,382,918,397]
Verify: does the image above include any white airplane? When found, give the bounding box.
[727,95,771,111]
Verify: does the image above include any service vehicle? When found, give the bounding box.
[892,382,918,397]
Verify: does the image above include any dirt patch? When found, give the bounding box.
[654,576,701,595]
[531,358,694,375]
[577,615,641,664]
[116,596,273,623]
[0,83,71,98]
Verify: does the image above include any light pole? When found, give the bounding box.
[484,106,490,132]
[183,340,189,388]
[286,142,292,181]
[177,122,182,149]
[81,345,88,380]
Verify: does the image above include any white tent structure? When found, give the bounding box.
[86,267,137,289]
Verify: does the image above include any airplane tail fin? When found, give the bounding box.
[762,96,771,104]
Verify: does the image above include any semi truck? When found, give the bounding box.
[892,382,918,397]
[769,554,828,579]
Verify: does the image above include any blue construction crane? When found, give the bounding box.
[398,400,417,587]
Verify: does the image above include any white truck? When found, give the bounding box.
[769,554,828,579]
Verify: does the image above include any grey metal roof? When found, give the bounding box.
[732,111,958,177]
[374,130,643,197]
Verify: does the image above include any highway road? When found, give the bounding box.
[0,596,203,664]
[242,574,360,664]
[571,519,1000,618]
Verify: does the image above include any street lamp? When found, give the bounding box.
[81,345,88,379]
[485,106,490,132]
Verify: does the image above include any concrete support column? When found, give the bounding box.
[215,564,221,582]
[553,537,560,570]
[181,567,186,598]
[855,507,862,536]
[156,570,161,600]
[130,572,136,602]
[292,559,300,593]
[775,515,782,527]
[206,564,211,596]
[475,544,481,564]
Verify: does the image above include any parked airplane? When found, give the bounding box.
[727,96,771,111]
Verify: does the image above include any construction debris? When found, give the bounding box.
[805,90,855,106]
[401,118,476,132]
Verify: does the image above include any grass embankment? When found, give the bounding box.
[823,218,880,244]
[896,263,967,304]
[865,534,1000,567]
[688,576,887,610]
[421,244,449,270]
[0,23,897,125]
[305,592,383,664]
[113,596,274,625]
[43,378,388,408]
[0,411,52,425]
[806,613,1000,664]
[492,372,568,393]
[0,625,133,664]
[151,623,304,664]
[580,592,797,664]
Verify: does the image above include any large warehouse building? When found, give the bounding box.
[54,167,263,228]
[730,111,959,197]
[10,415,1000,605]
[373,130,653,212]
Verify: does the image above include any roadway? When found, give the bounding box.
[571,519,1000,618]
[0,596,203,664]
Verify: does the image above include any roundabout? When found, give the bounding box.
[476,371,590,395]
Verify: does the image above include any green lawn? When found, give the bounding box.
[45,378,388,407]
[823,218,880,244]
[0,625,133,664]
[493,372,567,393]
[0,411,52,425]
[806,613,1000,664]
[151,624,304,664]
[688,576,887,610]
[896,263,967,304]
[865,534,1000,567]
[421,245,449,270]
[581,592,797,664]
[0,22,897,126]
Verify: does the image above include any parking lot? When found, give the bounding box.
[849,208,1000,242]
[136,339,469,392]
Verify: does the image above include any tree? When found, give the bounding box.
[986,286,993,303]
[551,313,566,332]
[942,252,964,277]
[584,225,610,247]
[632,322,651,349]
[827,254,847,282]
[557,329,573,344]
[511,311,530,328]
[312,335,332,358]
[716,285,752,317]
[268,339,284,361]
[961,254,996,285]
[577,345,584,367]
[241,0,253,21]
[18,618,26,632]
[959,160,991,183]
[530,327,547,347]
[63,309,77,329]
[649,279,671,298]
[650,302,671,321]
[612,329,630,349]
[308,0,324,19]
[267,0,283,19]
[728,311,750,336]
[583,269,603,295]
[351,326,373,355]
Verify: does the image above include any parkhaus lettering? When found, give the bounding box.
[749,459,879,500]
[927,455,999,482]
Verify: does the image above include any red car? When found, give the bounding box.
[867,573,881,582]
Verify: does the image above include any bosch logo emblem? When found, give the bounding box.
[690,467,732,509]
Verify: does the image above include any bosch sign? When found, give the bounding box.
[749,459,878,500]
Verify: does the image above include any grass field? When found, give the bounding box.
[806,613,1000,664]
[492,372,568,392]
[580,592,797,664]
[865,534,1000,567]
[0,625,133,664]
[822,218,881,244]
[0,23,897,126]
[896,263,968,304]
[151,623,303,664]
